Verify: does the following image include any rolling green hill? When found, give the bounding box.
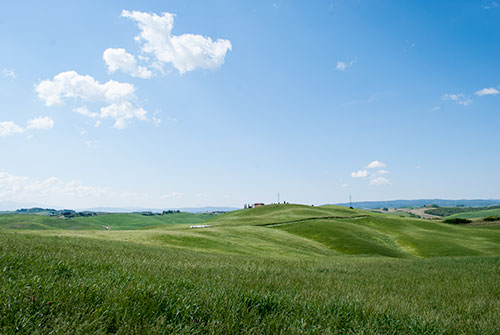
[1,204,500,333]
[446,207,500,219]
[0,212,215,230]
[207,203,367,226]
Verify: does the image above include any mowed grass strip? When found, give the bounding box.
[1,232,499,334]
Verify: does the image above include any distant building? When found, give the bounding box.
[254,203,265,207]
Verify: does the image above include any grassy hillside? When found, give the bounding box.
[208,204,366,226]
[0,212,214,230]
[1,231,499,334]
[1,204,500,333]
[446,207,500,219]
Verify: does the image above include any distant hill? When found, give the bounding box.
[80,206,240,213]
[333,199,500,209]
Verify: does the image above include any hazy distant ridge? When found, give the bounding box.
[334,199,500,209]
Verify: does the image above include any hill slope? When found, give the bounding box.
[2,204,500,258]
[446,207,500,219]
[1,204,500,333]
[0,212,214,230]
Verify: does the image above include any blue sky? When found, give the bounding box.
[1,0,499,209]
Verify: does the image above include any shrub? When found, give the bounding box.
[443,218,472,224]
[483,215,500,222]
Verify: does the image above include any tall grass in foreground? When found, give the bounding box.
[1,232,499,334]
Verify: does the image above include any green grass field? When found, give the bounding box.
[0,212,215,230]
[446,207,500,219]
[1,204,500,334]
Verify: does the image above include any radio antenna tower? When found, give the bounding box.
[349,194,353,209]
[278,192,280,204]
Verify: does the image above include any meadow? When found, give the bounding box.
[1,204,499,334]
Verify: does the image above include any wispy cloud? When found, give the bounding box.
[482,1,500,9]
[2,69,16,79]
[0,121,24,137]
[442,93,472,106]
[0,117,54,137]
[0,171,108,203]
[351,170,368,178]
[369,177,390,185]
[336,60,354,71]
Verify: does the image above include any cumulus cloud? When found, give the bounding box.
[100,101,147,129]
[366,160,386,169]
[351,170,368,178]
[36,71,147,129]
[36,70,135,106]
[336,60,353,71]
[0,121,24,137]
[121,10,232,74]
[103,48,153,79]
[351,161,391,186]
[474,87,499,96]
[442,93,472,106]
[369,177,390,185]
[2,69,16,79]
[27,116,54,130]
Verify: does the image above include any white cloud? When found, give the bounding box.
[366,160,386,169]
[336,60,353,71]
[74,106,99,118]
[36,70,135,106]
[474,87,499,96]
[0,171,108,204]
[369,177,390,185]
[351,170,368,178]
[100,102,147,129]
[351,161,391,186]
[0,121,24,137]
[36,71,147,129]
[103,48,153,79]
[416,165,421,169]
[442,93,472,106]
[483,1,500,9]
[27,116,54,130]
[152,117,161,126]
[121,10,232,74]
[2,69,16,79]
[341,183,349,188]
[1,117,54,136]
